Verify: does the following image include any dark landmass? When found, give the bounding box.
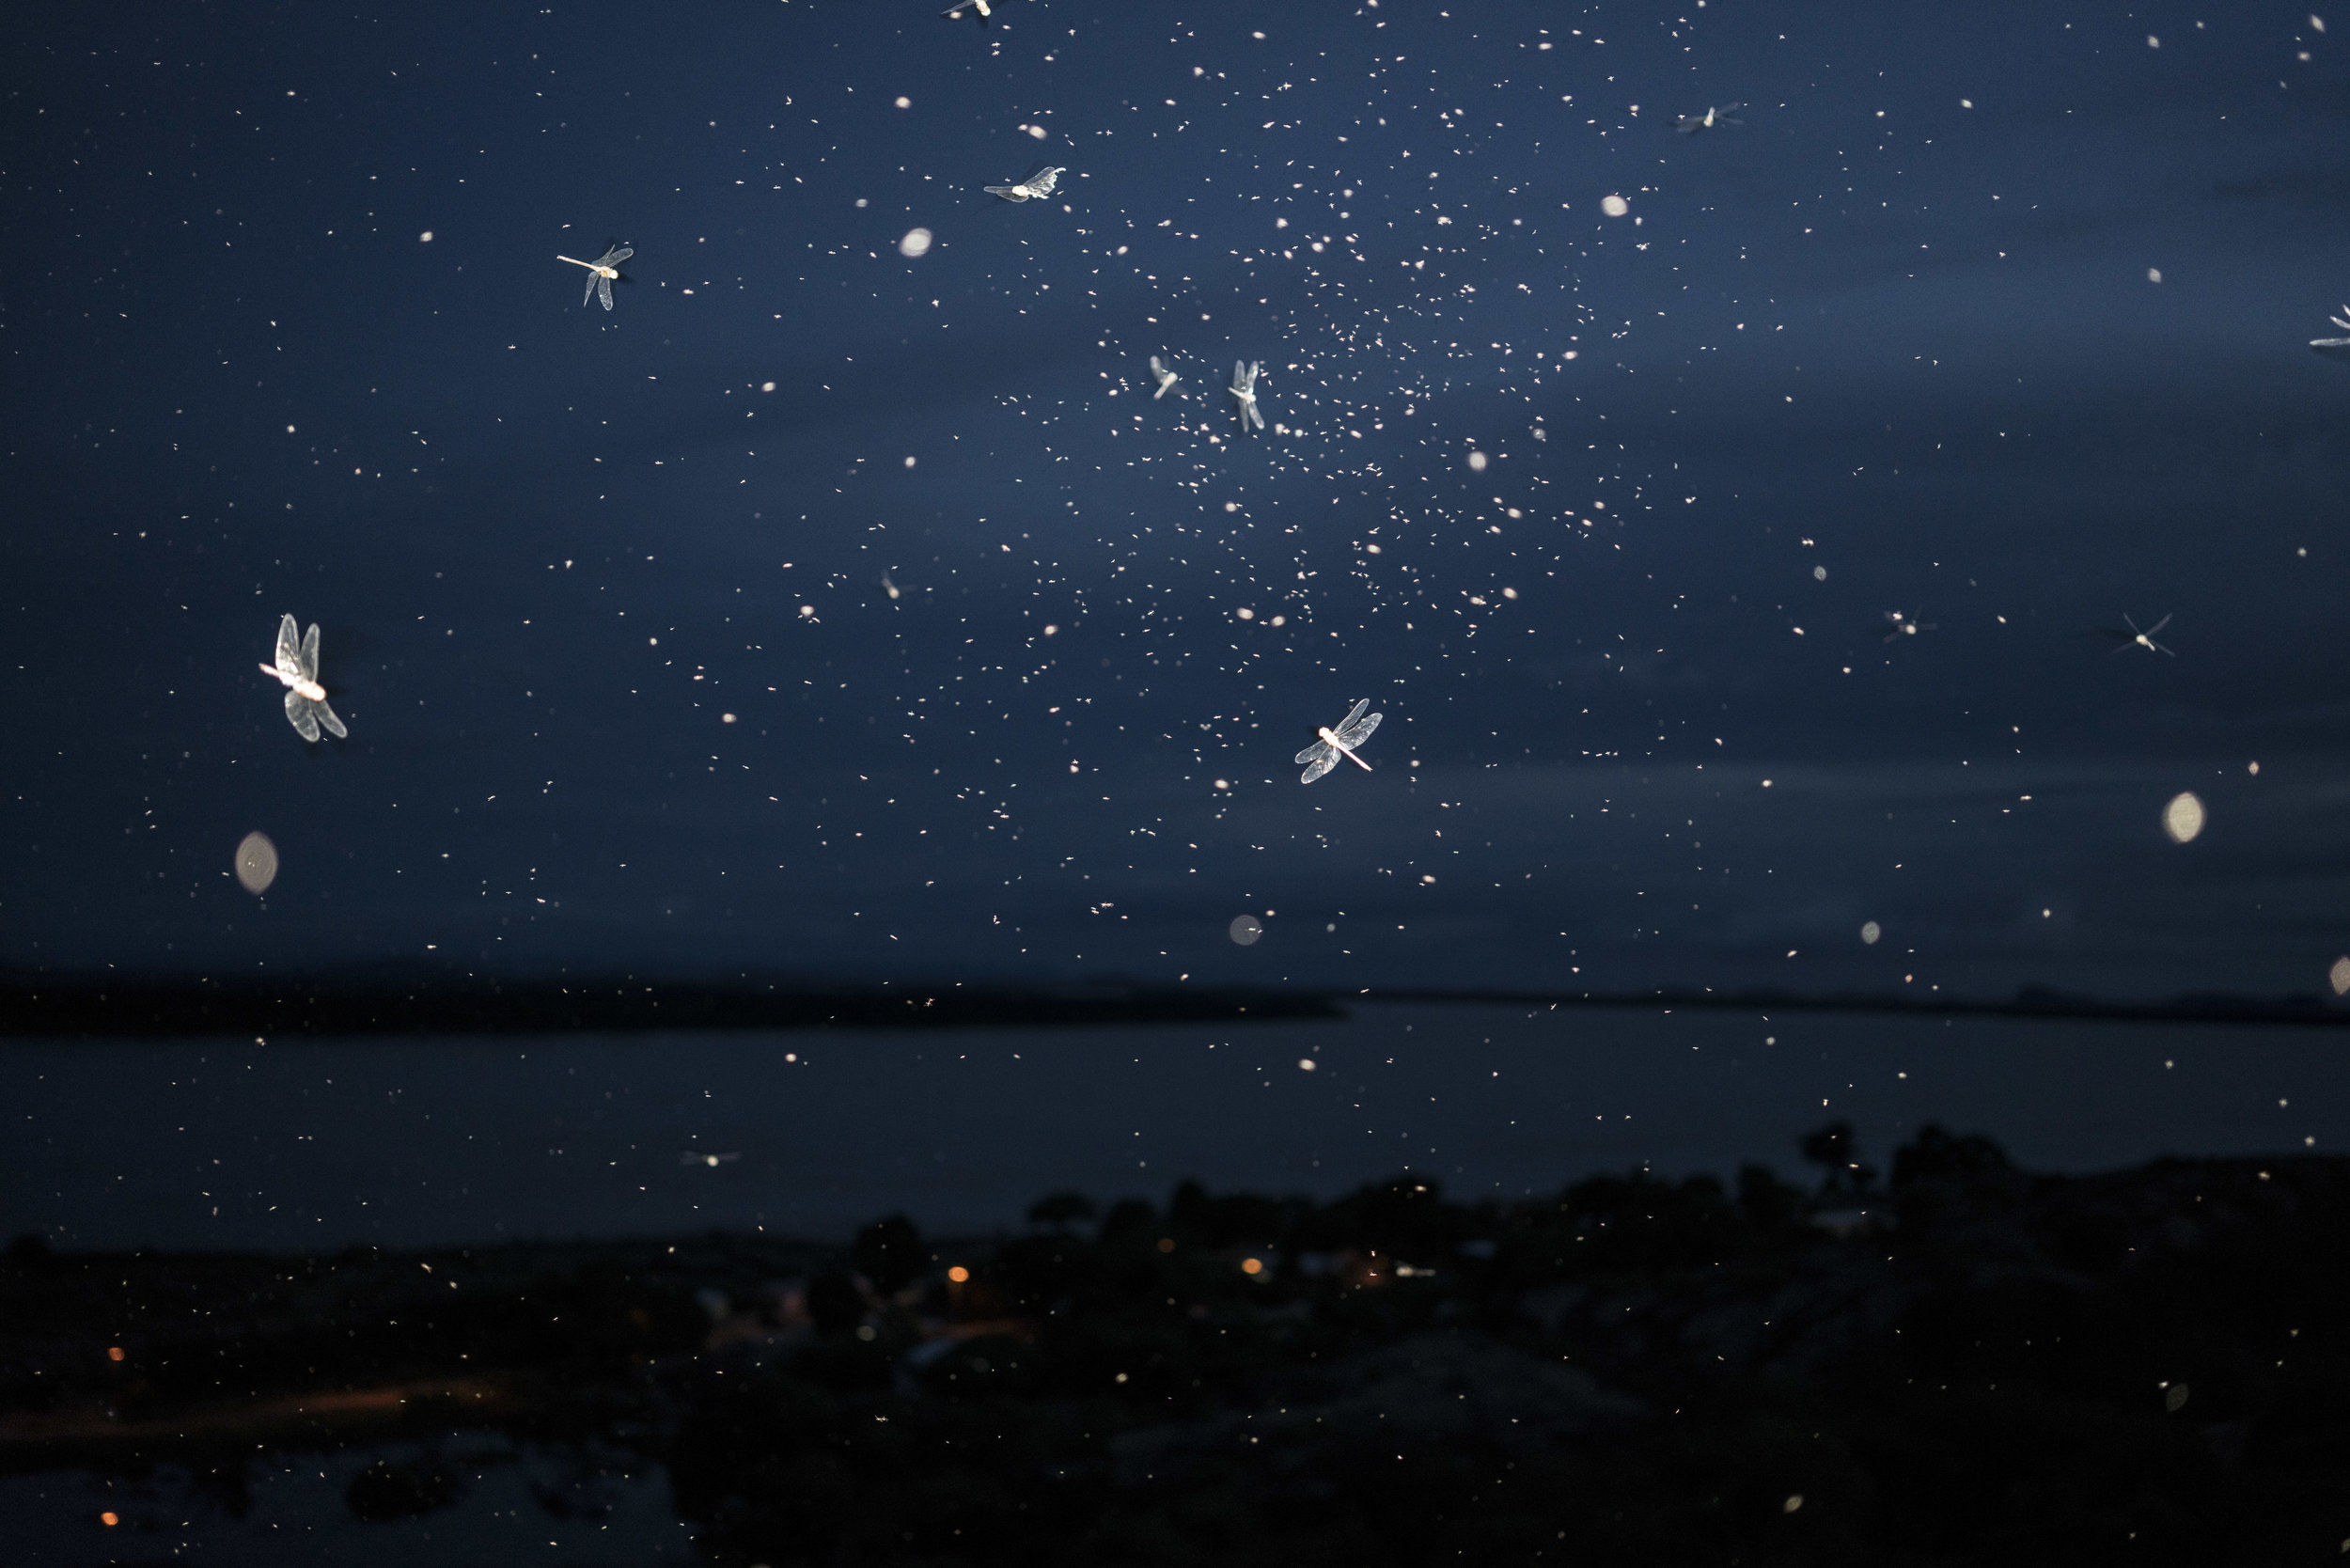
[3,968,2346,1038]
[0,971,1340,1038]
[8,1126,2349,1563]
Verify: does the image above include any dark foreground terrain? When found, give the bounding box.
[8,1125,2348,1564]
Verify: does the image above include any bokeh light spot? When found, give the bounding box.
[899,227,933,259]
[1860,921,1881,946]
[1229,914,1263,946]
[2162,792,2205,843]
[1601,194,1630,217]
[234,832,278,895]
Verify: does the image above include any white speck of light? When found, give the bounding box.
[894,96,912,108]
[761,382,776,392]
[419,230,433,243]
[2147,267,2163,283]
[1466,450,1488,472]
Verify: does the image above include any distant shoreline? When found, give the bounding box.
[2,973,2344,1036]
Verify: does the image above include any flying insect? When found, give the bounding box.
[985,165,1065,202]
[556,243,634,311]
[1230,360,1264,431]
[260,614,348,742]
[1295,698,1382,784]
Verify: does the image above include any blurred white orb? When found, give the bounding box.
[1601,195,1630,217]
[899,227,933,259]
[1229,915,1263,946]
[235,832,278,895]
[2162,792,2205,843]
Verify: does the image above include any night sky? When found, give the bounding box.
[8,0,2350,1002]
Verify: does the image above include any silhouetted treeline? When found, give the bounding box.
[8,1126,2350,1563]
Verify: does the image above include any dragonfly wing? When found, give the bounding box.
[285,690,321,743]
[1336,710,1381,748]
[299,621,321,681]
[605,245,634,266]
[274,614,302,678]
[583,272,599,307]
[598,274,615,311]
[1300,752,1337,785]
[1334,698,1370,735]
[1246,400,1263,430]
[984,184,1024,199]
[1294,739,1332,767]
[2145,612,2172,636]
[313,697,348,740]
[1029,167,1062,197]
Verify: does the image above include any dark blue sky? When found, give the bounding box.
[7,0,2350,999]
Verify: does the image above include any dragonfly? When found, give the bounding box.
[1230,360,1264,431]
[1881,610,1936,643]
[942,0,1028,24]
[1296,698,1382,784]
[985,165,1065,202]
[260,614,348,742]
[1149,353,1181,400]
[1675,102,1745,133]
[556,243,633,311]
[2312,306,2350,360]
[2098,611,2175,656]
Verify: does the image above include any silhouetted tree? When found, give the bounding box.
[1892,1123,2013,1187]
[853,1213,923,1294]
[805,1270,867,1336]
[1097,1197,1159,1243]
[1737,1163,1806,1231]
[1800,1121,1878,1196]
[1027,1190,1097,1231]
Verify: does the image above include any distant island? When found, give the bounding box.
[2,968,2343,1037]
